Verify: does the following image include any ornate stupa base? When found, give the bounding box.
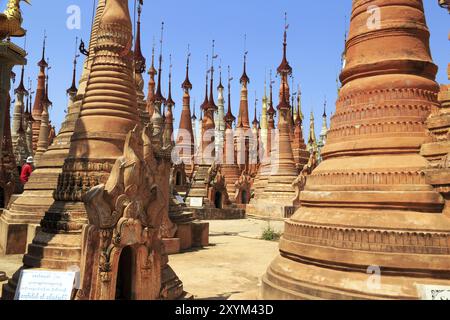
[262,208,450,300]
[247,170,297,220]
[262,255,450,300]
[246,198,295,220]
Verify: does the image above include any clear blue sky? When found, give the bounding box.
[7,0,449,138]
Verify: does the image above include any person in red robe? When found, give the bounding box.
[20,156,34,185]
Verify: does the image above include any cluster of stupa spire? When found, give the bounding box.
[2,8,332,213]
[9,34,57,169]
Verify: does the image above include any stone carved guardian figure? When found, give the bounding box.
[82,124,168,299]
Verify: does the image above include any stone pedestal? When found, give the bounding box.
[162,238,181,255]
[192,221,209,247]
[0,220,27,254]
[176,224,193,251]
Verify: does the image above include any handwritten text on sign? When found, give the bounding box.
[15,270,76,300]
[417,284,450,300]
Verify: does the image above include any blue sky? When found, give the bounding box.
[6,0,449,138]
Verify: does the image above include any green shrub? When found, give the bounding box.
[261,225,282,241]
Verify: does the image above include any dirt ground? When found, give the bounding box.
[0,218,284,300]
[170,219,284,299]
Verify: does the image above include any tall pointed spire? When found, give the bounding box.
[42,72,52,109]
[134,2,146,74]
[250,93,260,176]
[224,66,235,128]
[307,108,316,150]
[215,62,226,161]
[199,41,218,164]
[291,77,297,118]
[177,47,195,167]
[277,13,292,77]
[165,55,174,107]
[133,2,149,122]
[191,100,197,120]
[67,38,79,95]
[292,83,309,171]
[151,21,166,139]
[267,70,275,118]
[261,71,268,129]
[15,65,27,96]
[38,31,48,68]
[181,45,192,91]
[237,45,250,129]
[277,66,290,111]
[200,55,209,112]
[146,37,157,116]
[257,23,298,217]
[217,64,224,90]
[208,40,217,110]
[32,32,49,153]
[297,84,303,124]
[154,22,165,104]
[163,55,175,147]
[252,93,259,128]
[277,13,293,139]
[149,38,157,76]
[318,96,329,158]
[35,67,53,161]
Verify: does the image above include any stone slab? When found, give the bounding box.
[0,220,28,255]
[162,238,181,255]
[176,224,193,251]
[192,222,209,247]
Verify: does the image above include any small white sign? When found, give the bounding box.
[15,270,76,300]
[417,284,450,300]
[190,197,203,208]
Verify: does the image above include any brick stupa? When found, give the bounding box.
[0,0,106,255]
[2,0,185,300]
[248,27,298,219]
[250,77,276,201]
[31,37,48,154]
[221,68,240,200]
[175,52,195,172]
[261,0,450,299]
